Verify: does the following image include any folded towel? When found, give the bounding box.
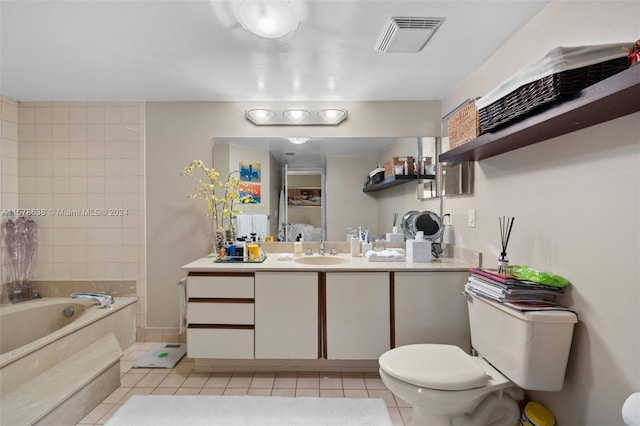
[253,214,268,236]
[236,214,254,238]
[366,249,406,262]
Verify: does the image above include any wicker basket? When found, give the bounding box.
[479,56,631,133]
[384,157,414,178]
[448,100,480,149]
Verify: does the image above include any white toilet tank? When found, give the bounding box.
[466,290,577,391]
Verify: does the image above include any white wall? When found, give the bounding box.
[326,156,380,241]
[442,2,639,424]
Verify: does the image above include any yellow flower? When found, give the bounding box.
[181,160,258,232]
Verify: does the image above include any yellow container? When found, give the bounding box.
[519,402,555,426]
[247,244,260,260]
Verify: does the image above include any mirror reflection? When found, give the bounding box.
[213,136,437,241]
[440,104,475,197]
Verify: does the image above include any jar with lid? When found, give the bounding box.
[519,402,555,426]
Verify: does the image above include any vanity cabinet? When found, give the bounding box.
[325,272,390,360]
[254,272,319,359]
[394,271,470,352]
[186,273,255,359]
[182,257,476,364]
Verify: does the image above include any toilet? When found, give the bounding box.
[379,290,577,426]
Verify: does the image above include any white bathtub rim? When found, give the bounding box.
[0,296,137,369]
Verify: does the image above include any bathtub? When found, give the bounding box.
[0,296,136,424]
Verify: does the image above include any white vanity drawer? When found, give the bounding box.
[187,328,254,359]
[187,302,254,325]
[187,274,254,298]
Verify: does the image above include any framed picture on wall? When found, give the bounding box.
[287,187,321,206]
[239,162,261,182]
[240,183,261,203]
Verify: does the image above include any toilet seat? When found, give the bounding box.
[379,344,489,391]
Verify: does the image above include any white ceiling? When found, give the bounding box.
[1,0,549,102]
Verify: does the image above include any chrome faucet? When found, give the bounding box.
[71,292,114,309]
[319,241,325,255]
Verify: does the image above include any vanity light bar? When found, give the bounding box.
[245,109,348,126]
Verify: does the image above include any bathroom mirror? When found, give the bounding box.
[417,137,439,200]
[440,103,474,197]
[213,136,437,240]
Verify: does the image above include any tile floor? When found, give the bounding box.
[77,342,412,425]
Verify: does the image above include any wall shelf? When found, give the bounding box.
[439,65,640,163]
[363,175,434,193]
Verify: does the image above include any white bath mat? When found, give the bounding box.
[105,395,392,426]
[132,343,186,368]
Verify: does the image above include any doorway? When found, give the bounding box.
[281,165,326,242]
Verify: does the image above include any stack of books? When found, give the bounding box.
[465,268,568,311]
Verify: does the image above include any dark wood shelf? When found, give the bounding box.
[363,174,435,193]
[439,65,640,163]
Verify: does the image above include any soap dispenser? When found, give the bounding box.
[294,234,303,257]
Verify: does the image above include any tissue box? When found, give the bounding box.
[406,239,432,262]
[386,232,405,242]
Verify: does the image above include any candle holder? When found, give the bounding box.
[498,254,509,274]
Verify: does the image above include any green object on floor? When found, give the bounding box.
[132,344,186,368]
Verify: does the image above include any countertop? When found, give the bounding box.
[182,251,479,273]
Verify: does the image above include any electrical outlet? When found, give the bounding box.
[468,209,476,228]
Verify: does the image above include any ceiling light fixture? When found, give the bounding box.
[234,0,299,39]
[287,137,310,144]
[283,109,310,123]
[317,109,348,125]
[246,109,276,124]
[245,109,348,126]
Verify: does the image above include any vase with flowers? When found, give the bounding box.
[181,160,256,254]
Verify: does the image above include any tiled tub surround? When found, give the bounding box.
[1,97,20,282]
[15,101,147,327]
[0,279,137,303]
[0,296,137,425]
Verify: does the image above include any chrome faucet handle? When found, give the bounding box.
[305,248,313,255]
[71,292,114,309]
[330,248,337,255]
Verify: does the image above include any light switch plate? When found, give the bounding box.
[468,209,476,228]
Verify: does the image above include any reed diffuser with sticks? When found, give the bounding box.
[498,216,515,273]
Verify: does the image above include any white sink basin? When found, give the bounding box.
[294,256,350,266]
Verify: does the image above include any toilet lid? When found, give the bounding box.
[379,344,489,391]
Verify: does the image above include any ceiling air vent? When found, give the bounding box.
[375,17,445,53]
